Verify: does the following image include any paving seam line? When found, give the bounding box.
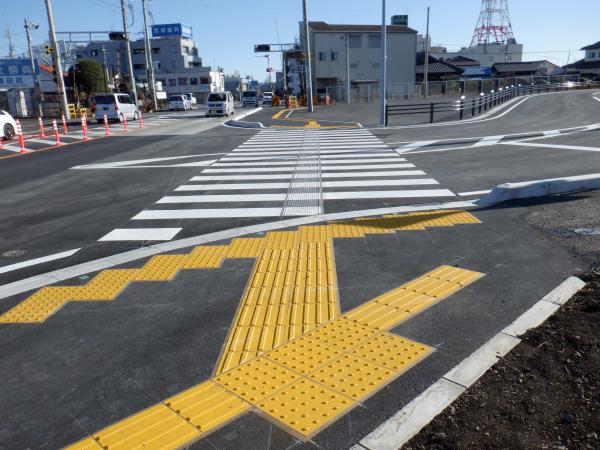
[354,276,586,450]
[0,200,477,301]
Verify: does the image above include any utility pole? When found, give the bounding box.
[44,0,70,119]
[120,0,138,105]
[25,18,44,117]
[142,0,157,111]
[379,0,387,126]
[302,0,314,112]
[7,26,15,58]
[101,45,109,91]
[424,6,430,98]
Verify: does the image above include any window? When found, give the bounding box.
[318,51,327,61]
[169,79,176,86]
[200,77,210,84]
[182,47,190,55]
[349,34,362,49]
[170,45,178,54]
[591,52,596,58]
[330,51,338,61]
[369,34,381,49]
[190,77,198,85]
[171,60,179,69]
[178,77,188,85]
[152,47,161,54]
[133,64,145,70]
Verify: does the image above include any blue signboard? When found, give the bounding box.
[0,58,39,90]
[151,23,193,39]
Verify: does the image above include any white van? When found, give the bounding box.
[242,90,258,107]
[169,95,191,111]
[94,93,139,123]
[206,91,235,117]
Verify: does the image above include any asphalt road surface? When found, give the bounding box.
[0,88,599,449]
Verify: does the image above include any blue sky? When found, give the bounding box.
[1,0,598,79]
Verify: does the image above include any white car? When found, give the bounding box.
[262,91,273,106]
[186,93,197,106]
[169,95,191,111]
[94,93,139,123]
[206,91,235,117]
[0,110,17,141]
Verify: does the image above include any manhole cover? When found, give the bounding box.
[574,228,600,236]
[1,248,28,258]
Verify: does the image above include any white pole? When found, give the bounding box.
[302,0,314,112]
[346,33,351,104]
[142,0,157,111]
[120,0,138,106]
[44,0,70,119]
[25,19,45,117]
[379,0,387,126]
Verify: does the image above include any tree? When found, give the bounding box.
[68,59,105,95]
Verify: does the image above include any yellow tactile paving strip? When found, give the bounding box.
[65,265,484,447]
[8,210,482,447]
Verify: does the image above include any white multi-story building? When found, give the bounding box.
[302,21,417,94]
[434,42,523,67]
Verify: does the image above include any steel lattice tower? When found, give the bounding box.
[470,0,515,47]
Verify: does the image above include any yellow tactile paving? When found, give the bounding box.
[92,403,201,450]
[163,380,250,433]
[351,332,433,372]
[257,378,354,438]
[265,335,343,374]
[214,357,300,404]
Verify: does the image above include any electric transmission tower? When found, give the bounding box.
[470,0,515,47]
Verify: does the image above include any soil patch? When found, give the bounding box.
[405,272,600,449]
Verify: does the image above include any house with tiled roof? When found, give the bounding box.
[492,60,560,78]
[564,41,600,79]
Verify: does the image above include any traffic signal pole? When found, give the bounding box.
[44,0,70,119]
[302,0,314,112]
[25,18,45,117]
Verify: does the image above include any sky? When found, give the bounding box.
[0,0,598,79]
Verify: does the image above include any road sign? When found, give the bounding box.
[0,58,38,90]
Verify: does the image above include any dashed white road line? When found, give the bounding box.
[458,189,492,197]
[0,248,80,274]
[502,142,600,152]
[99,228,182,242]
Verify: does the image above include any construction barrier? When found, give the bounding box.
[61,114,68,135]
[103,114,110,136]
[15,120,26,153]
[52,119,61,146]
[139,111,143,128]
[122,114,128,132]
[38,117,46,138]
[81,114,88,140]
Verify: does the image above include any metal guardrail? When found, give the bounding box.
[384,82,600,127]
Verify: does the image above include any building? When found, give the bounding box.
[78,23,223,101]
[416,54,463,82]
[492,60,560,78]
[302,21,417,97]
[434,42,523,67]
[564,40,600,79]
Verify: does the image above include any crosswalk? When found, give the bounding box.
[100,128,456,241]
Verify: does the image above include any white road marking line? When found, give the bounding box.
[222,153,394,160]
[133,208,283,219]
[233,148,393,154]
[71,154,224,170]
[175,178,439,192]
[458,189,492,196]
[1,143,31,153]
[99,228,182,242]
[0,248,80,274]
[503,142,600,152]
[157,194,286,203]
[472,135,504,147]
[188,170,426,182]
[395,140,439,154]
[322,170,426,178]
[212,158,402,167]
[203,163,415,173]
[26,138,60,145]
[322,189,455,199]
[543,130,561,136]
[593,97,600,102]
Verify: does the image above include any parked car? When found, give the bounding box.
[93,93,139,123]
[242,90,258,107]
[262,91,273,106]
[206,91,235,117]
[0,110,17,141]
[169,95,191,111]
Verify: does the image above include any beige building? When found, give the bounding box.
[302,21,417,94]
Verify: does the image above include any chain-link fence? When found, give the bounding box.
[324,74,581,104]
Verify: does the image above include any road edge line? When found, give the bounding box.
[0,200,476,301]
[355,276,587,450]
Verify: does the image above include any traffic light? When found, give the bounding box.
[44,44,54,55]
[254,44,270,53]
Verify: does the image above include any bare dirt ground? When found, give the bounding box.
[405,191,600,450]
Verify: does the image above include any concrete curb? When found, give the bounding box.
[354,276,586,450]
[476,173,600,206]
[0,200,476,301]
[224,119,264,129]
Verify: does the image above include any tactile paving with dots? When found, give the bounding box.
[257,378,354,439]
[214,357,300,404]
[351,332,433,372]
[265,335,343,374]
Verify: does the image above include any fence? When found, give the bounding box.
[324,74,582,104]
[385,81,600,126]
